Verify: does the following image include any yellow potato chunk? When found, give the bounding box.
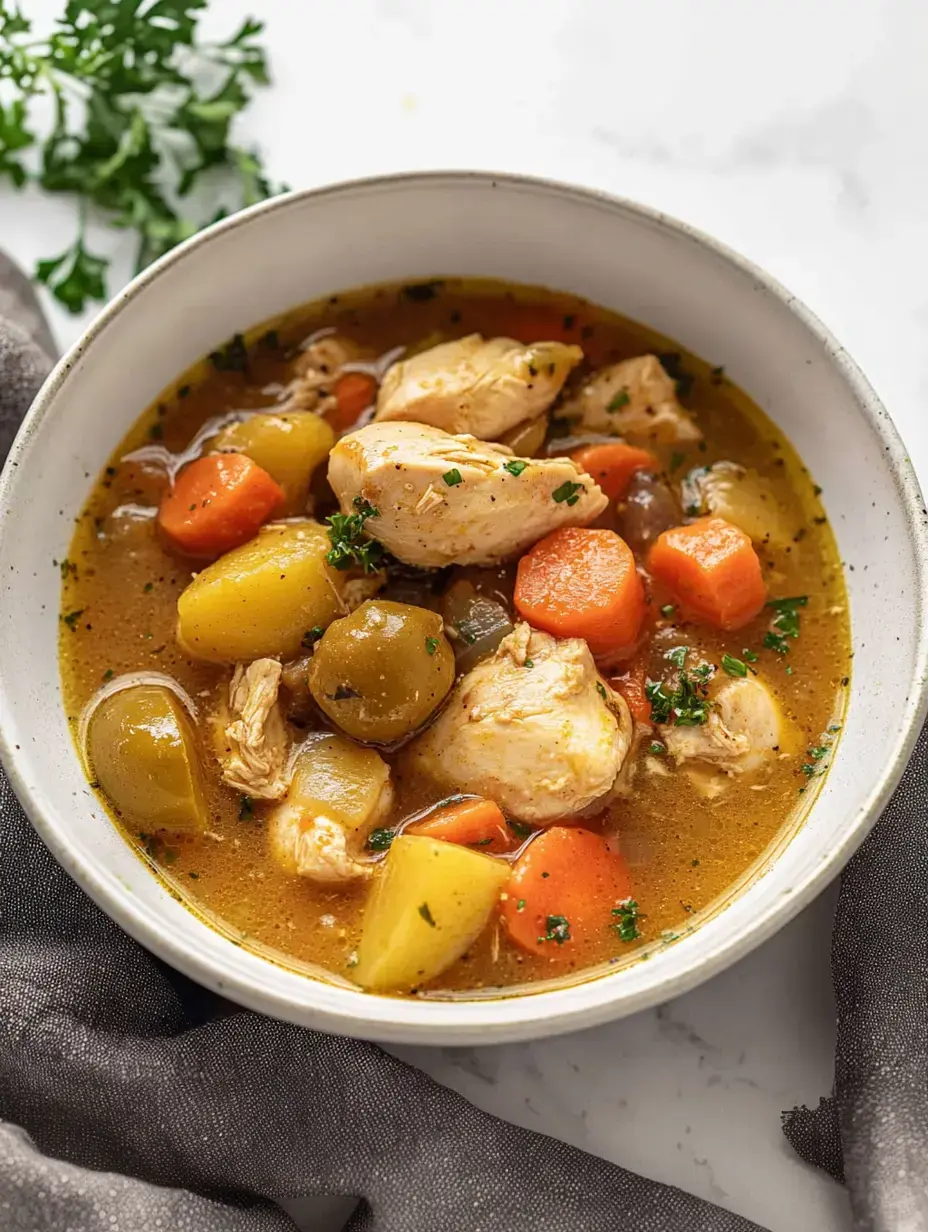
[287,735,392,835]
[353,834,509,992]
[687,462,793,550]
[177,521,345,663]
[212,412,334,514]
[87,684,207,833]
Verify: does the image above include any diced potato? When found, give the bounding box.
[176,521,345,663]
[683,462,792,549]
[212,412,334,514]
[87,684,207,833]
[353,834,509,991]
[286,734,392,835]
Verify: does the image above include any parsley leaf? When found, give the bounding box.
[612,899,642,942]
[765,595,808,654]
[418,902,437,927]
[504,459,528,477]
[366,828,395,852]
[442,468,463,486]
[425,636,439,655]
[552,480,584,506]
[238,795,254,822]
[540,915,571,945]
[0,2,280,312]
[325,497,383,573]
[646,665,713,727]
[301,627,324,650]
[607,387,630,412]
[721,653,747,677]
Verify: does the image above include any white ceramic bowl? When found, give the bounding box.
[1,173,926,1044]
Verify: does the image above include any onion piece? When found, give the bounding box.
[442,579,513,673]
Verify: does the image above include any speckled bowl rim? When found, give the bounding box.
[2,171,927,1044]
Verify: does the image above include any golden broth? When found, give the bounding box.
[59,278,850,997]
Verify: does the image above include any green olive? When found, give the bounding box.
[308,600,454,745]
[87,683,207,833]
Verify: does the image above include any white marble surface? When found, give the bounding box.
[7,1,928,1227]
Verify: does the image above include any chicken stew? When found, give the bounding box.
[60,278,850,998]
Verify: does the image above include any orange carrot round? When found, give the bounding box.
[648,516,766,630]
[514,527,646,658]
[327,372,378,432]
[158,454,284,558]
[501,827,633,957]
[407,797,516,854]
[570,443,657,502]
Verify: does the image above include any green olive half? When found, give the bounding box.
[87,683,207,833]
[308,600,454,745]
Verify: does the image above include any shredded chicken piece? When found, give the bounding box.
[216,659,291,799]
[269,775,393,884]
[662,676,786,776]
[375,334,582,439]
[556,354,701,444]
[278,333,364,415]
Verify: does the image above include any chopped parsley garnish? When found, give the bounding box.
[301,627,324,649]
[649,741,666,756]
[326,497,384,573]
[524,658,534,669]
[646,665,713,727]
[764,595,808,654]
[540,915,571,945]
[209,334,250,374]
[710,365,726,385]
[721,653,747,678]
[188,871,200,880]
[504,459,529,477]
[507,818,534,840]
[516,898,526,912]
[607,387,631,412]
[418,902,437,927]
[612,899,641,942]
[442,468,463,486]
[148,422,164,440]
[238,796,254,822]
[101,668,114,682]
[403,281,443,302]
[665,645,688,669]
[470,837,493,847]
[657,352,694,398]
[59,558,77,580]
[669,451,686,473]
[367,828,395,852]
[552,480,584,506]
[742,648,759,662]
[62,609,84,631]
[425,636,439,655]
[596,681,607,700]
[660,604,676,618]
[143,581,154,593]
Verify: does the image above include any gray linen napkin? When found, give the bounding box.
[0,256,763,1231]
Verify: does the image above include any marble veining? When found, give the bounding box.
[6,1,927,1228]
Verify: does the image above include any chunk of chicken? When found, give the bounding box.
[327,421,607,569]
[279,332,366,414]
[375,334,582,440]
[215,659,291,799]
[662,676,784,775]
[406,623,633,822]
[556,354,701,444]
[268,738,394,884]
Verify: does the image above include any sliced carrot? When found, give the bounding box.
[158,454,284,558]
[648,515,766,631]
[326,372,378,432]
[407,797,516,854]
[610,650,651,726]
[501,827,633,957]
[495,304,583,345]
[570,443,658,502]
[514,527,646,658]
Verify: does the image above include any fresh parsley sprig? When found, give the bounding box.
[0,0,280,312]
[326,497,384,574]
